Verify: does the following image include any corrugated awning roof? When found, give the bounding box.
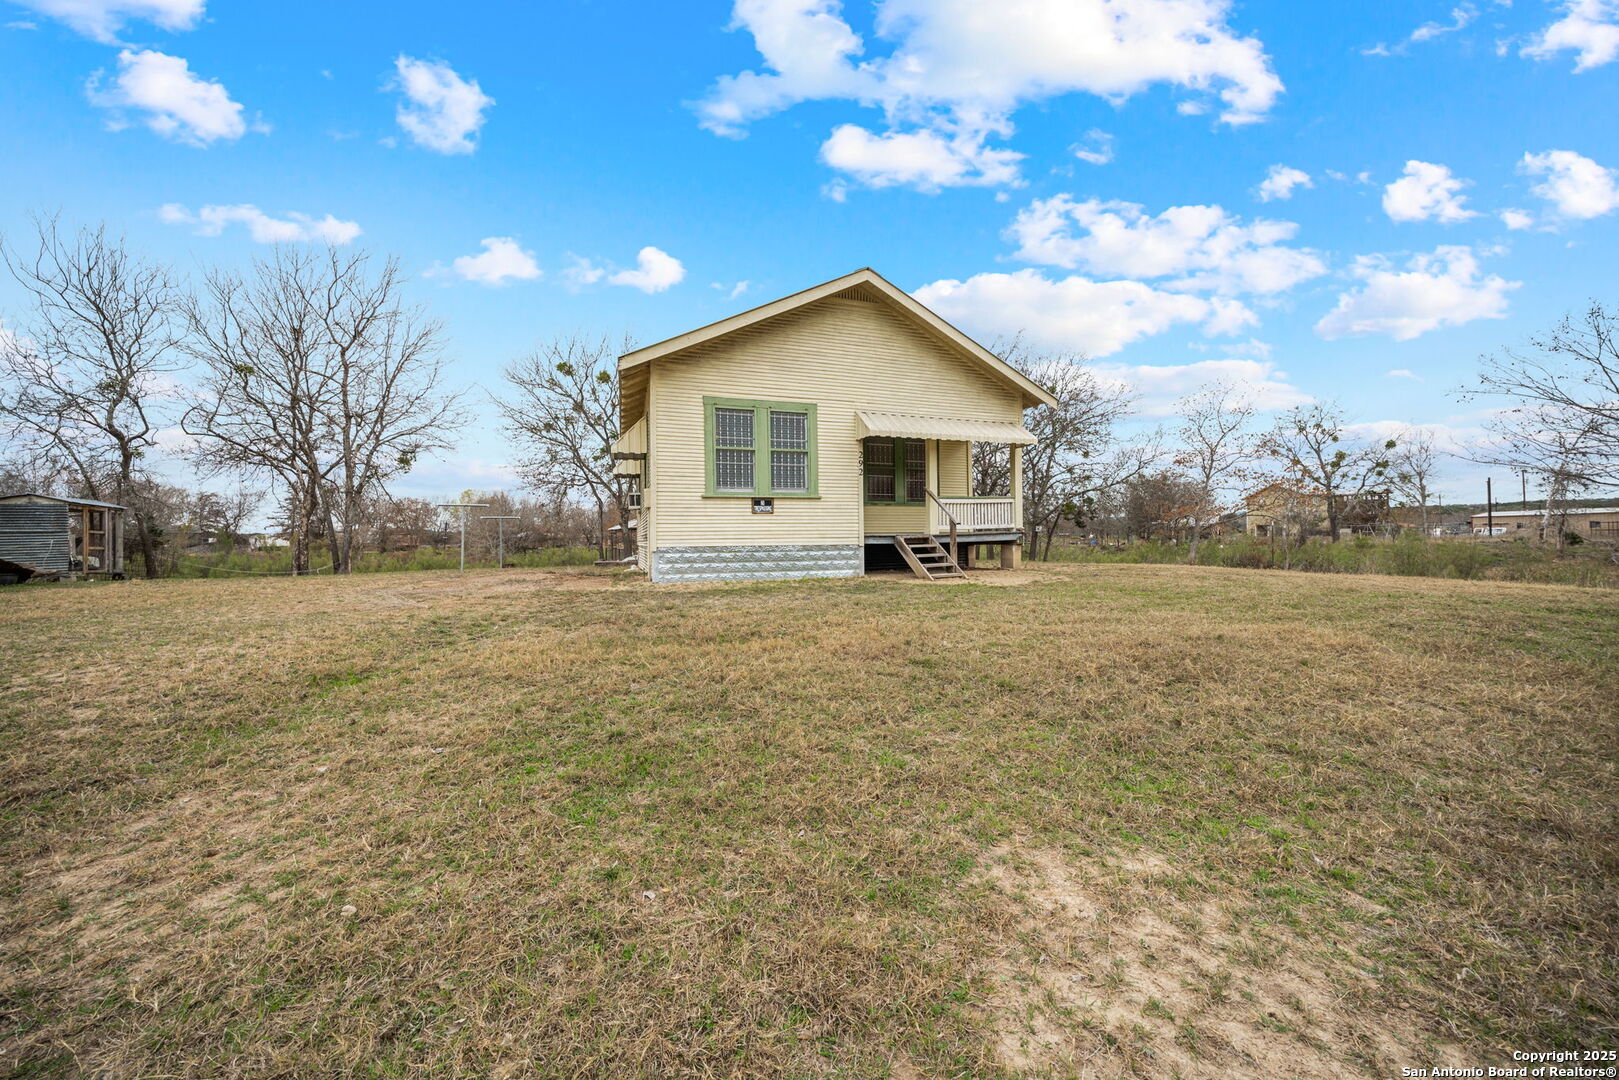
[856,410,1036,445]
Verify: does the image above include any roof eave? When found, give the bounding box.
[617,267,1058,410]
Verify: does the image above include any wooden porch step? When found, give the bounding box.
[894,534,965,581]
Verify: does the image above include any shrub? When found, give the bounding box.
[1037,535,1617,588]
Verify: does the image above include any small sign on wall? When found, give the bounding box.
[752,498,775,514]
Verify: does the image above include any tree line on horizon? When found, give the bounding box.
[1,215,1613,577]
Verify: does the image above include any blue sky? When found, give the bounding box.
[3,0,1617,506]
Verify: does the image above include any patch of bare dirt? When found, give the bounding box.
[978,846,1477,1078]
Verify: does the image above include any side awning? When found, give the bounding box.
[611,417,647,477]
[611,417,647,458]
[855,410,1036,445]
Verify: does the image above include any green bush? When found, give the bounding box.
[1039,534,1617,588]
[168,545,601,578]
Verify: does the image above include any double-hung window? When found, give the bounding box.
[705,397,818,497]
[863,437,926,504]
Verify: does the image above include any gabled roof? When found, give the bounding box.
[618,268,1058,413]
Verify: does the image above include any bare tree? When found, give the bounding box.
[971,337,1147,559]
[1464,301,1619,492]
[1388,427,1442,533]
[1121,469,1205,542]
[1258,402,1395,543]
[497,335,635,546]
[189,486,262,551]
[0,217,184,576]
[1173,383,1256,562]
[183,246,461,573]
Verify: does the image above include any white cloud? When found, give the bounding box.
[565,248,686,293]
[158,203,361,244]
[1522,0,1619,71]
[1410,4,1479,42]
[1381,160,1479,223]
[1099,355,1311,415]
[1315,245,1518,341]
[390,55,493,155]
[1007,195,1327,296]
[696,0,1283,190]
[562,255,607,288]
[449,237,541,286]
[1071,128,1114,165]
[1363,3,1480,56]
[1519,149,1619,219]
[1499,208,1536,230]
[1386,368,1422,380]
[13,0,202,43]
[819,123,1022,190]
[914,269,1255,359]
[712,280,751,299]
[88,49,255,146]
[1254,164,1311,202]
[608,247,686,293]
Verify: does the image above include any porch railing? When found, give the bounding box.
[935,496,1018,531]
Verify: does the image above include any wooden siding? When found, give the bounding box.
[938,440,970,498]
[864,504,927,534]
[646,298,1023,550]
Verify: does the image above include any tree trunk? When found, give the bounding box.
[292,487,314,575]
[321,502,341,573]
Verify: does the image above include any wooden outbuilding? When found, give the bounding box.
[0,493,127,582]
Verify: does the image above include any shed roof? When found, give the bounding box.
[1471,507,1619,518]
[617,268,1057,428]
[0,492,127,510]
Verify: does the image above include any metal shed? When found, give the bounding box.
[0,493,127,581]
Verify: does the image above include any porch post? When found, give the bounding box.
[1010,444,1024,535]
[925,439,940,534]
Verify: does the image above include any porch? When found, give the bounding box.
[856,410,1027,579]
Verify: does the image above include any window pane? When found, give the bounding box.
[866,470,895,501]
[864,438,894,468]
[770,411,807,451]
[772,451,807,492]
[904,441,926,502]
[716,448,754,490]
[715,407,754,447]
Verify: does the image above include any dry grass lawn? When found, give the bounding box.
[1,564,1615,1078]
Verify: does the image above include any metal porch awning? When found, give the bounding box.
[855,410,1036,445]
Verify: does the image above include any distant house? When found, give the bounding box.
[1244,484,1327,540]
[1470,507,1619,540]
[1244,484,1391,540]
[609,268,1056,582]
[0,493,127,580]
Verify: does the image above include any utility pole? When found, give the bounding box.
[436,503,489,571]
[1486,478,1493,538]
[1520,470,1528,510]
[481,515,519,569]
